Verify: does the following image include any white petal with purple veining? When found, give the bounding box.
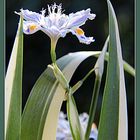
[67,9,96,28]
[70,29,95,44]
[23,21,41,34]
[16,3,96,44]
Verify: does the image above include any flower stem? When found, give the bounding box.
[71,67,96,94]
[50,38,69,93]
[50,38,57,63]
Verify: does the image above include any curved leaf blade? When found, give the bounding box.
[98,0,128,140]
[21,51,97,140]
[21,47,131,140]
[85,36,109,140]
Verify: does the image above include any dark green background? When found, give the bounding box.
[0,0,137,139]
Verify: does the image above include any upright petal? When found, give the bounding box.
[20,9,43,23]
[67,9,96,28]
[70,28,95,44]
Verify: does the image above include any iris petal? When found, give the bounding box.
[23,21,41,34]
[20,9,43,23]
[41,25,61,38]
[67,9,96,28]
[70,28,95,45]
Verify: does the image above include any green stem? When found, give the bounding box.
[85,76,101,140]
[50,38,69,92]
[82,68,96,83]
[71,68,96,94]
[123,61,135,77]
[53,63,69,91]
[50,38,57,63]
[67,91,84,140]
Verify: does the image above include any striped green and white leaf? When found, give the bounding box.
[98,0,128,140]
[5,2,134,140]
[67,37,109,140]
[21,49,134,140]
[5,16,23,140]
[85,36,109,140]
[21,51,101,140]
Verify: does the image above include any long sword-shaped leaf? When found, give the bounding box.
[98,0,128,140]
[5,16,23,140]
[85,36,109,140]
[21,51,98,140]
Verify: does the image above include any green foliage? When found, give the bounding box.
[67,94,84,140]
[94,52,135,77]
[98,0,128,139]
[5,16,23,140]
[5,1,134,140]
[85,36,109,140]
[21,52,100,140]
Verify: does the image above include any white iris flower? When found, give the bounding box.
[16,3,96,88]
[16,3,96,45]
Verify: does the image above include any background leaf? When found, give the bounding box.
[98,0,128,140]
[5,16,23,140]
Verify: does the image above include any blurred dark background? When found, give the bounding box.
[6,0,134,139]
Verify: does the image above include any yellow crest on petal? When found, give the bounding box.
[75,28,84,35]
[29,25,37,31]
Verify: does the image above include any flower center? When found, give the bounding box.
[48,3,62,15]
[75,28,84,35]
